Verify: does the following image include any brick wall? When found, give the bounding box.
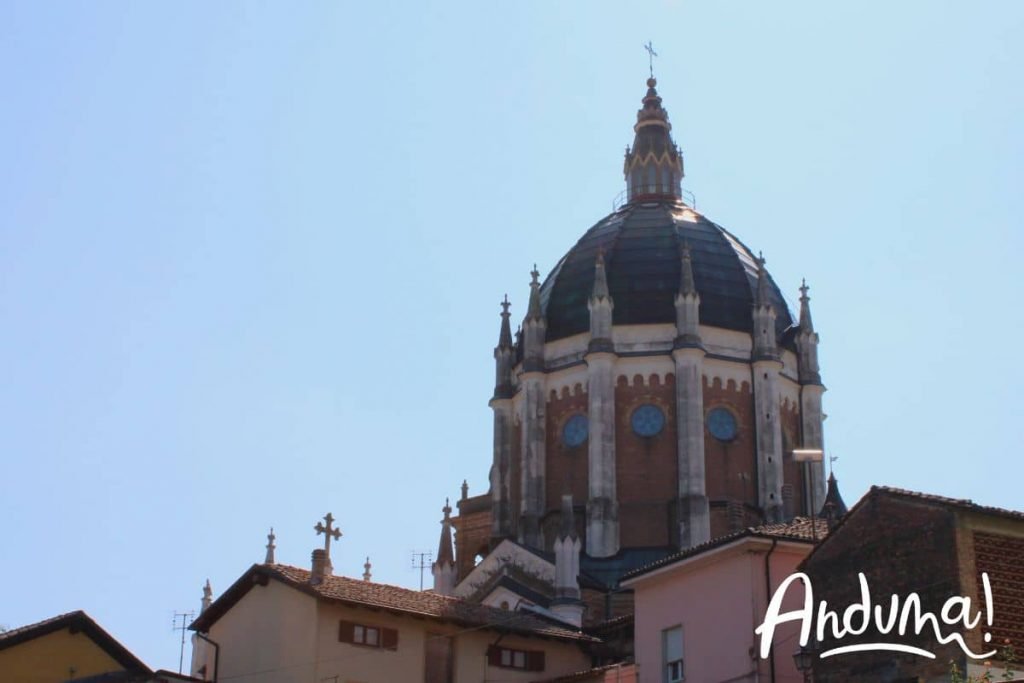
[615,373,677,548]
[703,377,759,515]
[780,397,808,516]
[454,497,493,582]
[973,531,1024,653]
[803,494,962,682]
[544,383,590,516]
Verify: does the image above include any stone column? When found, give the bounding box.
[673,242,709,548]
[585,351,618,557]
[519,268,547,548]
[752,255,784,523]
[674,347,708,547]
[585,251,619,557]
[489,400,513,541]
[551,495,584,627]
[753,359,785,523]
[799,384,826,514]
[519,371,546,548]
[796,280,826,513]
[490,297,516,542]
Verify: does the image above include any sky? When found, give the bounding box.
[1,0,1022,672]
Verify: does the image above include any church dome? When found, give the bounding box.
[538,200,795,342]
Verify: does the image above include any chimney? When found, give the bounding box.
[311,549,329,584]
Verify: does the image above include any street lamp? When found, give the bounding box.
[793,645,813,682]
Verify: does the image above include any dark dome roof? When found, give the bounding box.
[538,201,794,342]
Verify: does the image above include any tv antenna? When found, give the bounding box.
[411,550,433,591]
[172,611,195,674]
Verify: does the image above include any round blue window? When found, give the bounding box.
[707,407,738,441]
[631,404,665,437]
[562,414,589,447]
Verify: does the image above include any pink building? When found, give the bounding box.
[621,519,825,683]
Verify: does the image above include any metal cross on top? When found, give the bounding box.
[644,41,658,78]
[315,512,342,557]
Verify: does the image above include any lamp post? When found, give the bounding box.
[793,645,814,683]
[793,449,824,540]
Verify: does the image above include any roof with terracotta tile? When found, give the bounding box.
[0,610,152,673]
[620,517,828,582]
[191,563,597,643]
[585,613,634,634]
[799,485,1024,568]
[871,486,1024,521]
[532,661,635,682]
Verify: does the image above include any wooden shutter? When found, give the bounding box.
[486,645,502,667]
[382,627,399,650]
[527,650,546,672]
[338,620,356,643]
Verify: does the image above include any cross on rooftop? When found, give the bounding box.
[644,41,658,78]
[315,512,342,557]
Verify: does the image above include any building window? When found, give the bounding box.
[354,624,378,646]
[562,413,589,447]
[487,645,545,672]
[706,406,738,442]
[631,403,666,437]
[339,620,398,650]
[663,626,684,682]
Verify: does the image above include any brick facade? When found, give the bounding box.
[973,531,1024,653]
[615,373,678,548]
[702,376,758,511]
[544,384,590,521]
[453,495,493,581]
[457,369,815,572]
[798,491,1007,683]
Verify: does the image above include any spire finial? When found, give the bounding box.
[200,579,213,613]
[497,295,513,348]
[798,278,814,332]
[559,494,578,540]
[644,41,658,79]
[461,479,469,500]
[435,499,455,567]
[679,240,696,296]
[819,462,848,528]
[526,264,544,320]
[265,527,276,564]
[363,556,372,582]
[591,248,610,300]
[755,252,771,307]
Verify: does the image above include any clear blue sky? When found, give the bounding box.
[1,0,1021,671]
